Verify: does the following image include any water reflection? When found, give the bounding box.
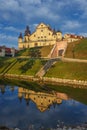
[18,87,69,112]
[0,81,87,130]
[0,84,69,112]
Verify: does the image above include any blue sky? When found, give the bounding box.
[0,0,87,49]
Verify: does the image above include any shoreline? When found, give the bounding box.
[0,73,87,88]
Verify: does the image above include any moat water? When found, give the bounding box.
[0,79,87,130]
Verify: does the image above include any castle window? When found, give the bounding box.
[34,35,36,37]
[41,30,43,32]
[44,36,46,38]
[41,25,43,27]
[41,36,43,38]
[38,37,40,39]
[34,43,38,47]
[49,33,50,35]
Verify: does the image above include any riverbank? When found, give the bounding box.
[0,73,87,88]
[0,57,87,88]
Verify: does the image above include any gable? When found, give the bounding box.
[36,22,48,29]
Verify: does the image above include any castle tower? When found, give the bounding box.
[18,32,23,43]
[24,26,31,42]
[56,30,62,41]
[18,32,23,49]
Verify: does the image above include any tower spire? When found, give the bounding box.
[24,25,31,36]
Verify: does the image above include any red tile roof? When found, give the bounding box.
[0,46,17,54]
[66,34,84,39]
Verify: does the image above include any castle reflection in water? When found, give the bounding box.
[18,87,69,112]
[0,85,69,112]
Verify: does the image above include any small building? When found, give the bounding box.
[64,34,84,43]
[0,46,17,57]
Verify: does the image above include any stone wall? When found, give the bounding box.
[0,74,87,88]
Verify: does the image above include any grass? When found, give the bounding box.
[39,45,53,57]
[45,61,87,80]
[16,48,30,56]
[0,57,47,76]
[6,58,46,76]
[65,38,87,59]
[0,57,16,73]
[17,45,53,57]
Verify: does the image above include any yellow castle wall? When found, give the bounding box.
[18,23,62,49]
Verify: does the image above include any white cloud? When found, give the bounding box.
[4,26,23,33]
[62,21,81,30]
[0,33,17,41]
[0,0,87,48]
[79,32,87,37]
[72,0,87,17]
[0,33,17,48]
[0,0,20,11]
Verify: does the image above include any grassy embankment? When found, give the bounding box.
[0,57,47,76]
[0,57,16,74]
[44,38,87,80]
[0,57,87,80]
[17,45,53,57]
[0,41,87,80]
[45,61,87,80]
[65,38,87,59]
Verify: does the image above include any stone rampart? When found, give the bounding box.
[0,74,87,88]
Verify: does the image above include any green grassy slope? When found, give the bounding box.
[0,57,16,73]
[45,61,87,80]
[7,59,42,75]
[65,38,87,59]
[0,58,46,76]
[17,45,53,57]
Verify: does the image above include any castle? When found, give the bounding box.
[18,22,62,50]
[18,22,84,55]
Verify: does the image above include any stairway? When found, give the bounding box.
[48,40,68,58]
[36,58,60,77]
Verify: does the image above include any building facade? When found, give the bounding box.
[18,22,62,50]
[0,46,17,57]
[64,34,84,43]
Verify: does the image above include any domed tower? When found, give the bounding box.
[56,30,62,41]
[52,28,57,40]
[18,32,23,50]
[24,26,31,42]
[18,32,23,43]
